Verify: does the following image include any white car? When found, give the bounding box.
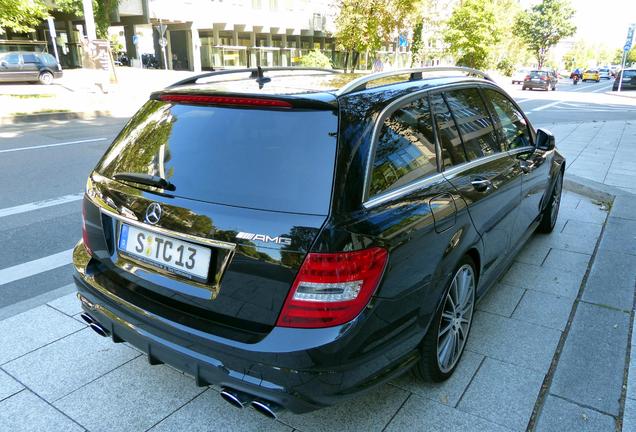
[512,68,530,84]
[599,68,611,79]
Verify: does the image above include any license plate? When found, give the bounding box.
[532,78,541,82]
[118,224,212,280]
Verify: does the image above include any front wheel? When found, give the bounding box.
[413,256,476,382]
[38,71,53,85]
[538,172,563,233]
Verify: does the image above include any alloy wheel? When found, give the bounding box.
[436,264,475,373]
[550,175,563,226]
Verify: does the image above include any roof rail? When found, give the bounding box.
[167,67,339,88]
[336,66,493,96]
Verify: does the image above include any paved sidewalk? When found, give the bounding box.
[539,120,636,195]
[0,190,621,432]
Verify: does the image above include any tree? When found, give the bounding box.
[0,0,48,34]
[54,0,120,39]
[299,49,333,68]
[334,0,419,72]
[443,0,500,70]
[514,0,576,68]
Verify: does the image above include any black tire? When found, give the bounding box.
[38,71,53,85]
[538,172,563,233]
[413,255,476,382]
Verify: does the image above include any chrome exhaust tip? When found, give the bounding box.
[251,399,282,419]
[88,322,109,337]
[79,313,94,325]
[220,387,254,409]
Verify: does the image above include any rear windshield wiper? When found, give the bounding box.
[113,172,176,191]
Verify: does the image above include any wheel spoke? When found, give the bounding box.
[442,312,454,321]
[439,321,453,337]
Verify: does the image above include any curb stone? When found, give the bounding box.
[0,110,112,125]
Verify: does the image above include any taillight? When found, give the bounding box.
[525,75,531,81]
[541,75,548,81]
[81,199,93,256]
[276,247,388,328]
[158,94,292,108]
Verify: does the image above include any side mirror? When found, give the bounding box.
[536,128,555,151]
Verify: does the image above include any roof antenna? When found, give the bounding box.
[250,66,271,89]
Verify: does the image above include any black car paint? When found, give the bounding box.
[0,51,62,83]
[74,73,565,413]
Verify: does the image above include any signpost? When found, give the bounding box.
[46,17,60,64]
[155,21,168,70]
[617,23,635,92]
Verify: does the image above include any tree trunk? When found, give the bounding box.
[352,50,360,72]
[343,51,349,73]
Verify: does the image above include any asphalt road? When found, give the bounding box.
[0,79,635,315]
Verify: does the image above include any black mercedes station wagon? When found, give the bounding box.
[74,67,564,418]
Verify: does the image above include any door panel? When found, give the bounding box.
[431,90,522,273]
[21,53,41,81]
[0,53,22,81]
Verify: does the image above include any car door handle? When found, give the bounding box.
[519,160,531,174]
[471,178,492,192]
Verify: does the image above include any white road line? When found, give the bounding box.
[0,137,107,154]
[0,249,74,286]
[0,193,83,218]
[516,98,532,103]
[529,100,563,112]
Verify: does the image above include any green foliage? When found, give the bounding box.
[628,47,636,65]
[513,0,576,68]
[410,20,424,66]
[443,0,500,69]
[496,58,515,75]
[52,0,120,39]
[334,0,420,71]
[298,49,332,68]
[491,0,529,68]
[0,0,48,34]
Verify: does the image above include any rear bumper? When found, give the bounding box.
[73,243,421,413]
[523,81,550,89]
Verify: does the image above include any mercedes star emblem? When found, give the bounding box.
[145,203,162,225]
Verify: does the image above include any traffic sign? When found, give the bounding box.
[132,34,139,45]
[625,43,632,52]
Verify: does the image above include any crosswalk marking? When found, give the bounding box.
[0,249,74,286]
[0,193,83,218]
[0,137,107,154]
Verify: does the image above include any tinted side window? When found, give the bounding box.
[3,53,20,65]
[22,53,38,64]
[483,89,531,150]
[430,93,465,168]
[444,89,500,161]
[369,97,437,197]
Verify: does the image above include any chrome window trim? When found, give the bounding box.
[363,173,445,209]
[507,145,535,156]
[441,151,518,180]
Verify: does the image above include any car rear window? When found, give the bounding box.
[623,70,636,78]
[97,100,337,215]
[529,71,546,78]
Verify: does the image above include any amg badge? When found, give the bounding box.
[237,232,292,245]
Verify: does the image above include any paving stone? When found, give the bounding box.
[54,356,204,432]
[582,249,636,311]
[514,239,551,266]
[551,302,630,415]
[385,394,510,432]
[0,369,23,402]
[466,311,560,373]
[612,196,636,221]
[149,389,291,432]
[627,350,636,404]
[624,397,636,432]
[558,204,607,224]
[531,231,598,255]
[512,290,574,331]
[536,395,615,431]
[458,357,544,431]
[559,193,581,210]
[477,283,525,317]
[502,262,583,299]
[599,217,636,256]
[391,350,483,407]
[560,219,603,239]
[279,384,408,432]
[47,292,83,317]
[4,328,140,402]
[0,305,84,365]
[541,248,591,275]
[0,390,84,432]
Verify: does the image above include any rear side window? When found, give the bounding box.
[624,70,636,78]
[22,53,39,64]
[444,88,500,161]
[40,53,57,65]
[2,53,20,64]
[430,93,465,168]
[483,89,531,150]
[97,100,337,215]
[369,96,437,197]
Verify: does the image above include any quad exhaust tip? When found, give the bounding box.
[220,387,253,409]
[251,399,282,419]
[79,312,94,325]
[81,313,110,337]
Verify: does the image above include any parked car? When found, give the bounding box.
[511,67,530,84]
[613,68,636,90]
[74,66,565,417]
[582,69,600,82]
[598,67,611,80]
[522,69,558,91]
[0,51,62,84]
